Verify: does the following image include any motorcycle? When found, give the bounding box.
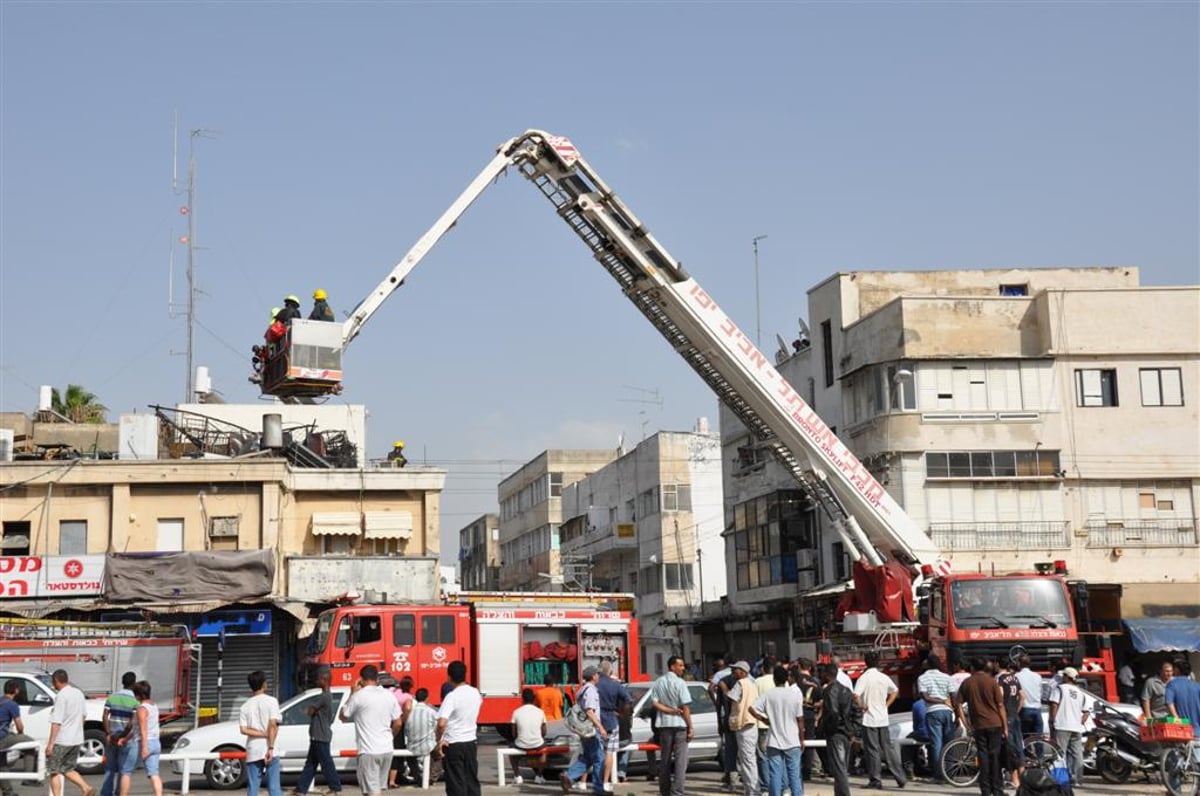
[1086,701,1162,784]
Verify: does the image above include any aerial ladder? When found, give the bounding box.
[259,130,940,594]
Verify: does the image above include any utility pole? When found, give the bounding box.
[753,235,768,348]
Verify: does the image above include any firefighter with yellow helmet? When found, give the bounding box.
[387,440,408,468]
[309,288,335,322]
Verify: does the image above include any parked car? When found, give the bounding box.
[0,671,109,775]
[171,687,356,790]
[546,680,721,770]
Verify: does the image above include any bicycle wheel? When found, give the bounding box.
[1161,743,1199,796]
[941,736,980,788]
[1022,735,1062,769]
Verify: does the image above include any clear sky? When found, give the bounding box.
[2,1,1197,556]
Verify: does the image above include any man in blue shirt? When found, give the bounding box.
[0,680,34,796]
[1166,659,1200,725]
[596,661,631,785]
[651,656,694,796]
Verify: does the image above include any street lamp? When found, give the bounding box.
[753,235,768,348]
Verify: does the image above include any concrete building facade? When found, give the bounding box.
[719,267,1199,656]
[496,450,617,591]
[558,426,726,673]
[458,513,500,591]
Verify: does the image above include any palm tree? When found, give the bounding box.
[50,384,108,423]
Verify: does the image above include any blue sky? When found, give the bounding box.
[2,1,1197,553]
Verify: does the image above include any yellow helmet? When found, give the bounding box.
[270,307,281,321]
[284,294,300,306]
[313,288,328,301]
[393,440,405,449]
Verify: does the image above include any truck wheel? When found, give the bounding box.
[79,729,107,775]
[205,745,247,790]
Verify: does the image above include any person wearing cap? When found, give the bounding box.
[387,441,408,468]
[277,295,302,326]
[309,289,335,322]
[1048,666,1092,788]
[725,662,759,796]
[560,667,605,796]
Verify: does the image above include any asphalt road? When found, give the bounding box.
[33,729,1170,796]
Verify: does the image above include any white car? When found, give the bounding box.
[0,672,108,775]
[546,681,721,769]
[171,688,357,790]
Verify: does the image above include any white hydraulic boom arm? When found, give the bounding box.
[344,130,940,568]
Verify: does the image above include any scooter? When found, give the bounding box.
[1087,702,1162,784]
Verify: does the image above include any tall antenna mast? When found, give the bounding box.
[185,130,198,401]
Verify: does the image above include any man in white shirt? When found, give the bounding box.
[340,665,402,796]
[45,669,91,796]
[1014,654,1045,735]
[1049,667,1092,787]
[749,667,803,796]
[752,661,777,789]
[830,655,854,690]
[854,651,905,789]
[239,670,282,796]
[508,688,547,785]
[436,660,482,796]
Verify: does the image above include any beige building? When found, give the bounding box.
[720,267,1199,654]
[497,450,617,591]
[0,404,446,713]
[558,427,726,674]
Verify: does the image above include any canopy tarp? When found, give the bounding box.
[1124,618,1200,653]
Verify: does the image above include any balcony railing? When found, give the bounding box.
[1085,519,1199,548]
[929,521,1071,551]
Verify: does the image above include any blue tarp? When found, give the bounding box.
[1125,618,1200,652]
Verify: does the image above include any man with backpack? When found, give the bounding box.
[597,661,632,786]
[560,667,605,796]
[816,664,856,796]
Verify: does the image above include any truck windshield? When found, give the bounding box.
[311,612,335,655]
[950,578,1073,629]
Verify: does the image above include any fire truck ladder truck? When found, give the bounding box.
[332,130,941,581]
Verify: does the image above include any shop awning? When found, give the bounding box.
[1124,618,1200,653]
[363,511,412,540]
[311,512,361,536]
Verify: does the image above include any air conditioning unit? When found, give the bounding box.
[208,516,240,538]
[796,570,817,591]
[795,549,818,571]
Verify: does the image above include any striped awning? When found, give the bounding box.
[363,511,413,540]
[311,512,361,536]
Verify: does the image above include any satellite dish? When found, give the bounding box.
[797,318,811,339]
[775,334,790,364]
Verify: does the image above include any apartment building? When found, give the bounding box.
[558,426,726,673]
[458,513,500,591]
[0,402,446,714]
[497,450,618,591]
[720,267,1199,655]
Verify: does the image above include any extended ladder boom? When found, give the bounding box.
[347,130,941,567]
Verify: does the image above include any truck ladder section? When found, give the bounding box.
[0,618,188,641]
[508,131,939,567]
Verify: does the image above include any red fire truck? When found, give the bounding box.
[302,592,640,730]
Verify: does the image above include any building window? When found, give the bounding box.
[821,320,834,387]
[549,472,563,497]
[59,521,87,555]
[1140,368,1183,407]
[637,489,659,519]
[664,563,694,591]
[999,284,1029,296]
[662,484,692,512]
[639,565,661,594]
[832,542,849,581]
[156,518,184,551]
[926,450,1060,479]
[1,522,30,556]
[732,491,815,591]
[1075,368,1118,407]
